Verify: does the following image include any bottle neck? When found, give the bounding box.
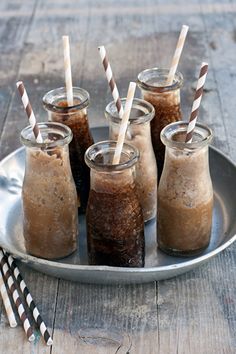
[90,168,136,193]
[163,144,210,179]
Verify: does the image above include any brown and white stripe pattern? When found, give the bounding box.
[0,250,35,342]
[16,81,43,143]
[166,25,189,85]
[112,82,136,165]
[185,62,209,143]
[5,252,53,346]
[98,46,124,118]
[62,35,74,106]
[0,270,17,328]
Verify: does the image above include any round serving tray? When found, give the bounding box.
[0,127,235,284]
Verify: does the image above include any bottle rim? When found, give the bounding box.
[20,122,73,148]
[160,121,213,150]
[105,98,155,125]
[85,140,139,172]
[137,68,183,93]
[42,86,90,113]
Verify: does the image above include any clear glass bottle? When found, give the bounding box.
[105,98,157,222]
[137,68,183,178]
[21,122,78,260]
[85,141,145,267]
[43,87,94,213]
[158,121,213,256]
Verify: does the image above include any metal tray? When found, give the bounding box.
[0,127,235,284]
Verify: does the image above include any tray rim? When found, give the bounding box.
[0,144,236,275]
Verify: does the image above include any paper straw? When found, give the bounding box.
[16,81,43,143]
[112,82,136,165]
[166,25,189,85]
[0,270,17,328]
[0,250,35,342]
[62,35,73,106]
[185,62,209,143]
[98,46,124,118]
[4,251,53,346]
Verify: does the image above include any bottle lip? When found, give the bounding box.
[160,121,213,150]
[85,140,139,172]
[42,86,90,113]
[105,98,155,125]
[137,68,183,93]
[20,122,73,148]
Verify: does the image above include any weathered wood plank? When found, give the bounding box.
[156,2,236,353]
[0,263,57,353]
[0,2,59,353]
[0,1,235,354]
[199,0,236,160]
[52,281,158,354]
[0,0,39,137]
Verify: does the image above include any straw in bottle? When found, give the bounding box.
[112,82,136,165]
[98,46,124,118]
[185,62,209,143]
[0,250,35,342]
[4,251,53,346]
[16,81,43,143]
[166,25,189,85]
[0,270,17,328]
[62,35,74,106]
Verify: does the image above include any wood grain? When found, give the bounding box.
[0,0,235,353]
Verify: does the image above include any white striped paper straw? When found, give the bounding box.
[0,270,17,328]
[98,46,124,118]
[0,250,35,342]
[185,62,209,143]
[112,82,136,165]
[62,35,74,106]
[16,81,43,143]
[5,252,53,346]
[166,25,189,85]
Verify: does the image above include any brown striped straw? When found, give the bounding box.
[185,62,209,143]
[16,81,43,143]
[98,46,124,118]
[4,251,53,346]
[112,82,136,165]
[166,25,189,85]
[0,269,17,328]
[0,250,35,342]
[62,35,74,106]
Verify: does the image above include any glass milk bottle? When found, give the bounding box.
[85,141,145,267]
[43,87,94,213]
[105,98,157,222]
[21,122,78,259]
[137,68,183,178]
[157,121,213,256]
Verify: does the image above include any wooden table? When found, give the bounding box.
[0,1,235,353]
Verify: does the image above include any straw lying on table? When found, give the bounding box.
[5,251,53,345]
[185,62,209,143]
[0,270,17,328]
[0,249,35,342]
[0,248,53,345]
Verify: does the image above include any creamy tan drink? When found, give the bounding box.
[106,98,157,222]
[157,121,213,256]
[21,122,78,259]
[43,87,94,213]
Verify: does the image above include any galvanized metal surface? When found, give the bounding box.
[0,127,235,284]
